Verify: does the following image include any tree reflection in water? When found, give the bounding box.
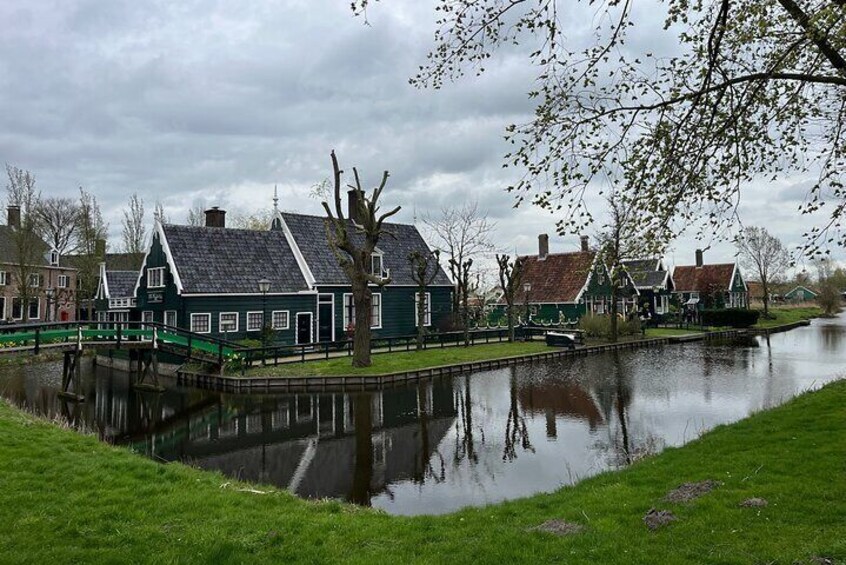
[503,366,534,461]
[350,393,374,506]
[453,374,480,465]
[414,382,446,484]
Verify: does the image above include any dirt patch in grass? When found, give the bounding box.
[643,509,676,531]
[529,519,585,536]
[664,479,723,503]
[740,497,768,508]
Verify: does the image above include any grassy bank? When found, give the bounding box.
[2,381,844,564]
[245,341,552,377]
[754,306,822,328]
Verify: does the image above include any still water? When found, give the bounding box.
[2,315,844,515]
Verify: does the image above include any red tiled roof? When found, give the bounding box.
[511,251,595,303]
[746,280,764,299]
[672,263,735,292]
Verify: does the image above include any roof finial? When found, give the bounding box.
[273,184,279,212]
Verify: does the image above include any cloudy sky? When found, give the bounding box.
[0,1,833,276]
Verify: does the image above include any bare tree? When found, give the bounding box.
[230,209,273,230]
[154,201,168,224]
[322,151,400,367]
[408,249,441,350]
[121,192,146,255]
[422,202,495,314]
[5,165,42,322]
[36,197,79,256]
[451,257,473,345]
[186,203,205,226]
[76,187,108,321]
[735,226,792,318]
[358,1,846,255]
[496,254,523,342]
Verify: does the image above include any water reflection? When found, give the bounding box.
[2,314,845,515]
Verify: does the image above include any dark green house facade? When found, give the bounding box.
[672,250,748,312]
[134,204,452,345]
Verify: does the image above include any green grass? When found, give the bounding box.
[754,306,822,328]
[1,381,844,564]
[644,327,704,337]
[245,341,553,377]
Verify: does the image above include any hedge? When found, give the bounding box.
[701,308,761,328]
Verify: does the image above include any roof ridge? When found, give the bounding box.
[281,210,415,229]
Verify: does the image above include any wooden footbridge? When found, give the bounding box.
[0,321,239,402]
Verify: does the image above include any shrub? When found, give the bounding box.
[701,308,761,328]
[817,282,842,316]
[578,314,641,338]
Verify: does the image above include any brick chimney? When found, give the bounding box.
[7,205,20,229]
[538,234,549,260]
[204,207,226,228]
[695,248,704,268]
[347,189,364,224]
[580,235,589,253]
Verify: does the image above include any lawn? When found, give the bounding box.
[644,327,704,337]
[754,306,822,328]
[245,341,553,377]
[1,380,844,564]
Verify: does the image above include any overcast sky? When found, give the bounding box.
[0,1,834,276]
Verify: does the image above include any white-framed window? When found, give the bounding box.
[142,311,154,324]
[190,313,211,334]
[690,291,700,299]
[0,296,5,319]
[58,275,69,288]
[371,253,384,278]
[49,250,59,266]
[246,311,264,332]
[272,310,290,330]
[342,293,382,329]
[28,273,41,288]
[164,310,177,328]
[0,271,6,286]
[414,292,431,326]
[147,267,165,288]
[28,298,39,320]
[219,312,239,333]
[654,294,669,314]
[11,298,22,320]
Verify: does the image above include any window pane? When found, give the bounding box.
[220,313,238,332]
[191,314,210,333]
[371,294,381,327]
[247,312,263,331]
[272,311,289,330]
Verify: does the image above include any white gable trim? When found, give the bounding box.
[574,254,600,303]
[97,262,109,299]
[276,212,317,289]
[133,221,185,297]
[729,263,746,292]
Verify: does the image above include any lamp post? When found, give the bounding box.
[523,282,532,325]
[258,278,271,363]
[45,287,55,323]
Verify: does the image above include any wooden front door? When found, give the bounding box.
[317,294,334,343]
[296,313,312,345]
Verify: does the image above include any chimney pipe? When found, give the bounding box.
[580,235,589,253]
[347,189,363,224]
[204,207,226,228]
[538,234,549,259]
[95,238,106,258]
[695,249,704,268]
[7,205,20,229]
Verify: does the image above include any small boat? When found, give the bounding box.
[545,331,578,348]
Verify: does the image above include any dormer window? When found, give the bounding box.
[148,267,165,289]
[371,253,384,278]
[49,250,59,266]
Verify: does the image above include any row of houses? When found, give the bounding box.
[503,235,749,323]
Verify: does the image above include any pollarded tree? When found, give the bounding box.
[322,150,400,368]
[354,1,846,255]
[496,253,523,342]
[409,249,441,351]
[5,165,43,322]
[450,256,473,346]
[735,226,792,317]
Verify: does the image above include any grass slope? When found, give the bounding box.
[245,341,552,377]
[2,381,845,564]
[754,306,822,328]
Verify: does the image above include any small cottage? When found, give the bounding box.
[94,254,145,327]
[621,259,674,317]
[672,249,748,311]
[133,196,453,345]
[784,285,818,302]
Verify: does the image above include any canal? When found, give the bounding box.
[1,314,844,515]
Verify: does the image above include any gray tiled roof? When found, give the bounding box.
[162,225,309,294]
[106,271,139,298]
[281,212,452,286]
[0,225,50,265]
[622,259,669,289]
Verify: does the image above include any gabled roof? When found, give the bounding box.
[514,251,596,303]
[622,258,672,290]
[785,285,818,297]
[106,271,139,298]
[0,225,51,265]
[279,212,452,286]
[160,224,309,294]
[672,263,736,293]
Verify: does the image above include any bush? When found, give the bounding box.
[578,314,641,338]
[701,308,761,328]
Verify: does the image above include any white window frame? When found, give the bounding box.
[11,298,22,320]
[147,267,165,289]
[28,273,41,288]
[0,296,5,319]
[414,292,432,326]
[371,293,382,329]
[219,312,239,333]
[27,297,40,320]
[190,313,211,334]
[371,253,384,278]
[141,311,154,341]
[295,312,313,344]
[0,271,6,286]
[246,311,264,332]
[58,274,69,288]
[272,310,290,330]
[342,293,382,329]
[49,250,59,266]
[164,310,177,328]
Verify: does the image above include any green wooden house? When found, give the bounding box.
[494,234,637,324]
[134,197,453,345]
[672,249,748,311]
[784,285,818,302]
[621,258,674,317]
[92,253,145,326]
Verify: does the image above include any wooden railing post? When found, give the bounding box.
[34,328,40,355]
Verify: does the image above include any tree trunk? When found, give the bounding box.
[761,278,770,317]
[609,286,619,343]
[462,285,470,347]
[506,300,515,342]
[352,284,373,367]
[416,289,426,351]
